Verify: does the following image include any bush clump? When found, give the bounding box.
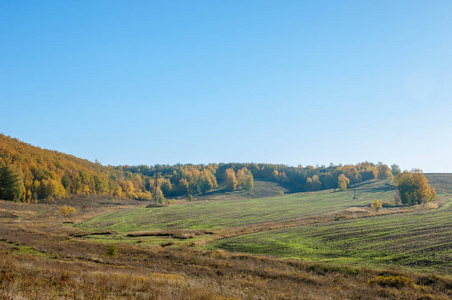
[106,244,117,256]
[60,205,77,217]
[368,275,414,288]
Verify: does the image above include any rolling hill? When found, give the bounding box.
[0,133,152,201]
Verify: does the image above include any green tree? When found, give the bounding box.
[319,172,335,189]
[177,178,189,195]
[161,179,173,196]
[304,175,322,191]
[391,164,401,177]
[198,175,213,194]
[61,174,72,192]
[0,165,25,201]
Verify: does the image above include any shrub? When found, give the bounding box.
[106,244,117,256]
[368,275,414,288]
[371,199,382,212]
[335,215,349,221]
[60,205,77,217]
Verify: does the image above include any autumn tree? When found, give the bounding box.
[396,170,436,206]
[236,167,254,191]
[356,162,378,181]
[311,175,322,191]
[155,188,166,205]
[60,205,77,217]
[177,178,189,195]
[305,175,322,191]
[371,199,382,212]
[340,165,361,185]
[337,174,350,191]
[377,164,393,181]
[0,134,153,201]
[224,168,238,191]
[304,177,312,191]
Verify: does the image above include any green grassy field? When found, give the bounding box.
[79,180,396,232]
[78,176,452,274]
[209,196,452,274]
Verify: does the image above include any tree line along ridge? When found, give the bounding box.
[0,134,435,205]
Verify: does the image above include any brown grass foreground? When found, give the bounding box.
[1,245,452,300]
[0,199,452,299]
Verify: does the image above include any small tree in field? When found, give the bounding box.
[60,205,77,217]
[371,199,382,213]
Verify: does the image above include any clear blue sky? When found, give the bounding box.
[1,1,451,172]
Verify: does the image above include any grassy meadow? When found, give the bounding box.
[208,197,452,273]
[79,180,397,232]
[77,177,452,275]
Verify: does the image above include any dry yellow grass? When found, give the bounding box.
[0,198,451,299]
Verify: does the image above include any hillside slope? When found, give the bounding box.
[0,134,151,201]
[80,180,396,232]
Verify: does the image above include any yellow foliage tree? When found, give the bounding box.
[371,199,382,212]
[60,205,77,217]
[225,168,238,191]
[236,167,254,191]
[337,174,350,191]
[396,170,436,205]
[377,164,393,181]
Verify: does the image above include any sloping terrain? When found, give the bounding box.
[209,197,452,273]
[0,133,151,200]
[79,180,396,232]
[179,178,298,202]
[207,175,452,274]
